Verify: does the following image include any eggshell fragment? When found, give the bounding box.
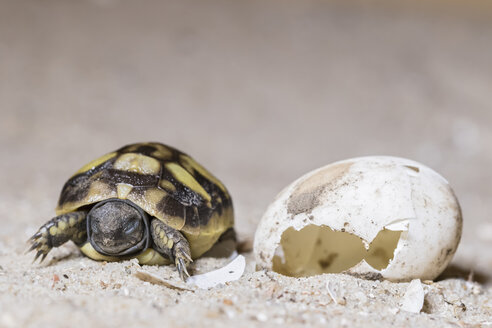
[187,255,246,289]
[400,279,425,313]
[254,156,462,281]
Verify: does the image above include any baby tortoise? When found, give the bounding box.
[28,142,234,281]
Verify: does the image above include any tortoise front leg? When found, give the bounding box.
[28,211,87,262]
[150,219,193,281]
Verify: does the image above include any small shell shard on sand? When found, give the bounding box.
[400,279,425,313]
[134,270,194,291]
[326,281,346,305]
[187,255,246,289]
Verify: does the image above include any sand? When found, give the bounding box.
[0,0,491,326]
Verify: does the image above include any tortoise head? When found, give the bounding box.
[87,199,150,256]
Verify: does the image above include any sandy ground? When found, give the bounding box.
[1,0,492,326]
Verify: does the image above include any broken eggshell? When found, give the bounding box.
[254,156,462,281]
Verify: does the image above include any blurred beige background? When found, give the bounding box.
[0,0,491,326]
[2,0,491,255]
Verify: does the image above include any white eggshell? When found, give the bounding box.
[254,156,462,281]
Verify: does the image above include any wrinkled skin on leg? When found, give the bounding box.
[28,211,87,262]
[150,219,192,281]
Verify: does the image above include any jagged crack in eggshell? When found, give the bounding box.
[253,156,462,281]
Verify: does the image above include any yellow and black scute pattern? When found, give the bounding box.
[56,142,234,259]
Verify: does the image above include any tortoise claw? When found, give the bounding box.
[33,250,47,264]
[174,243,192,281]
[27,226,52,263]
[176,257,191,281]
[28,231,42,241]
[182,250,193,263]
[26,242,40,254]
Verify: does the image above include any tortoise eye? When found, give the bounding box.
[124,219,140,235]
